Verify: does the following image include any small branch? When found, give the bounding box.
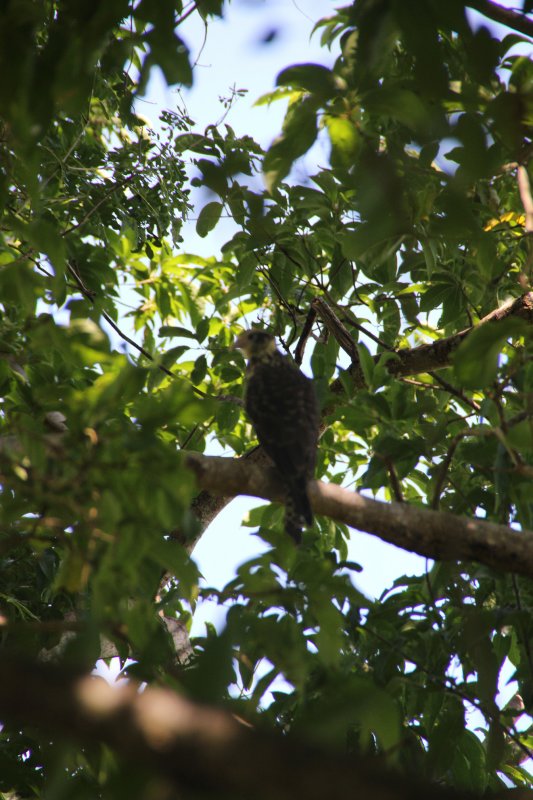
[384,459,404,503]
[431,433,464,510]
[176,446,272,552]
[311,297,359,363]
[428,372,481,413]
[186,452,533,577]
[323,294,394,352]
[62,175,135,237]
[253,253,298,326]
[67,261,179,378]
[294,306,317,366]
[176,2,198,26]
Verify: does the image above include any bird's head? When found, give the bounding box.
[233,329,277,359]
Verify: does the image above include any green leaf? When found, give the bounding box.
[196,201,223,237]
[159,326,198,339]
[340,225,403,264]
[311,337,339,382]
[191,354,208,385]
[145,31,192,87]
[419,283,456,313]
[453,318,528,389]
[174,133,214,154]
[506,419,533,453]
[215,400,240,433]
[276,63,339,98]
[254,86,296,107]
[263,96,319,191]
[363,86,442,138]
[0,262,41,312]
[325,116,361,168]
[356,342,374,389]
[135,380,213,429]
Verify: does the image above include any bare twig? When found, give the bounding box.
[311,297,359,363]
[294,306,317,366]
[385,459,404,503]
[431,432,464,510]
[428,372,481,412]
[253,252,298,326]
[176,1,198,26]
[321,293,393,352]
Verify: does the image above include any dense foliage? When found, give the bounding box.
[1,0,533,796]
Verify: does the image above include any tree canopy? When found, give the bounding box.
[2,1,533,797]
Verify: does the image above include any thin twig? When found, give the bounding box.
[62,175,135,237]
[431,434,463,510]
[385,459,404,503]
[176,1,198,26]
[294,306,317,366]
[253,253,298,326]
[66,261,207,397]
[179,417,215,450]
[428,372,481,412]
[311,297,358,362]
[323,293,394,351]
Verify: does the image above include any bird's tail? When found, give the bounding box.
[285,477,313,544]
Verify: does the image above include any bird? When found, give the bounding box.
[234,329,319,543]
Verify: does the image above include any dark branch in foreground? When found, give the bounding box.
[186,453,533,578]
[466,0,533,39]
[0,654,526,800]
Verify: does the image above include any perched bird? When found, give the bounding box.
[234,329,319,543]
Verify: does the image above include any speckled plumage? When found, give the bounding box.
[234,330,319,543]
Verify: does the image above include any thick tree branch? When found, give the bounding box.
[0,654,527,800]
[186,453,533,577]
[466,0,533,39]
